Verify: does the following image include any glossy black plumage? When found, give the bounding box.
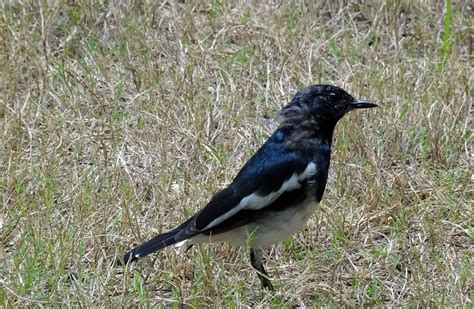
[122,84,377,289]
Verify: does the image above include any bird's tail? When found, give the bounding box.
[123,230,181,263]
[122,216,195,264]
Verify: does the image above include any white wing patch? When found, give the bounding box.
[202,162,317,230]
[175,239,188,247]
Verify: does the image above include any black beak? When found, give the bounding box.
[352,99,378,109]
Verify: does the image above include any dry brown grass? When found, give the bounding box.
[1,0,472,307]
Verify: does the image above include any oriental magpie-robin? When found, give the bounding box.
[122,84,377,289]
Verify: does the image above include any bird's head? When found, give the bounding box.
[278,84,377,130]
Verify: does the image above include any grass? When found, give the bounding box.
[1,0,472,307]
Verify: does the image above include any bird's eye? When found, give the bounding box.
[328,92,340,101]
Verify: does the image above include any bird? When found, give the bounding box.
[122,84,377,290]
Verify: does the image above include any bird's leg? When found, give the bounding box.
[249,248,274,290]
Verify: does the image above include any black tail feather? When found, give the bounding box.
[121,215,196,265]
[123,229,181,263]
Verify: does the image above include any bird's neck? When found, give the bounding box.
[277,121,335,152]
[278,107,337,143]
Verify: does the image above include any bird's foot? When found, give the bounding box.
[259,274,274,291]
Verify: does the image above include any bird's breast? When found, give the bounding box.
[248,196,318,248]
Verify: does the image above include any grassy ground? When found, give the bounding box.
[1,1,472,307]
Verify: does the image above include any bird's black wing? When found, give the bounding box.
[190,132,315,234]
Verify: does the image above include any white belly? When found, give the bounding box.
[188,198,318,248]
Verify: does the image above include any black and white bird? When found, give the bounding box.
[122,84,377,289]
